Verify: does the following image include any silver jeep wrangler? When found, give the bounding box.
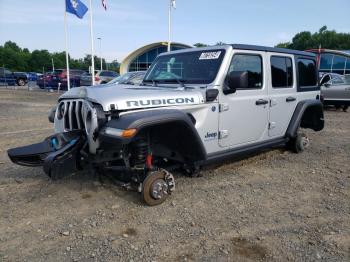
[8,45,324,205]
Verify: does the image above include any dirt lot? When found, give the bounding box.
[0,89,349,262]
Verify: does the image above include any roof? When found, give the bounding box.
[231,44,316,57]
[158,44,316,57]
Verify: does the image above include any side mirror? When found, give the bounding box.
[225,71,249,94]
[324,83,331,88]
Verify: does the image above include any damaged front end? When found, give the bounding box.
[7,130,85,180]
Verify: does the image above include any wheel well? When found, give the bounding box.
[133,121,206,163]
[300,104,324,132]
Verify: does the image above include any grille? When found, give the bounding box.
[62,100,85,131]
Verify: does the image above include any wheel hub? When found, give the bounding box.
[301,136,310,148]
[151,179,168,200]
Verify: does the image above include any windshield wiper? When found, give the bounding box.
[142,79,159,87]
[162,79,194,89]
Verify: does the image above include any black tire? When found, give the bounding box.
[289,132,309,153]
[17,78,25,86]
[343,106,348,112]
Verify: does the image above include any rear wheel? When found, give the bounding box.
[141,169,175,206]
[289,132,309,153]
[17,78,25,86]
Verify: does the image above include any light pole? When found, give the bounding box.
[97,37,103,71]
[168,0,176,52]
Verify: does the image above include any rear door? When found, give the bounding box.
[324,76,350,101]
[268,54,297,137]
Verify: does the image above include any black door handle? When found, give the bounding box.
[255,99,269,105]
[286,97,296,102]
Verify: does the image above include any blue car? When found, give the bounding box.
[0,67,16,86]
[27,72,39,81]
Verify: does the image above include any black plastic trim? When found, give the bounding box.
[286,100,324,138]
[101,109,207,160]
[200,137,287,166]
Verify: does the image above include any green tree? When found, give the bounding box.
[193,43,208,48]
[275,26,350,50]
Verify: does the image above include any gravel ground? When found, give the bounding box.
[0,89,349,262]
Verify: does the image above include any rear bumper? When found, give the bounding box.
[7,130,84,180]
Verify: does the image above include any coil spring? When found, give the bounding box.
[131,139,148,166]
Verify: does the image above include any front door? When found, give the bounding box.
[268,54,297,137]
[219,51,269,148]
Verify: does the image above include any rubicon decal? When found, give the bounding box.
[126,97,196,107]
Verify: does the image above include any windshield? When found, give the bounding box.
[144,49,225,85]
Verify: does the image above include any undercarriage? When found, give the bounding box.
[7,130,178,206]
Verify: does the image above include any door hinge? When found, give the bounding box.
[269,122,276,129]
[219,130,229,139]
[219,103,229,112]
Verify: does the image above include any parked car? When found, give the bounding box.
[27,72,39,81]
[95,70,119,84]
[320,73,350,111]
[108,71,146,85]
[58,69,85,89]
[79,71,99,86]
[0,67,16,86]
[8,45,324,206]
[13,72,28,86]
[37,69,85,90]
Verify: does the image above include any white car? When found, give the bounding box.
[8,45,324,206]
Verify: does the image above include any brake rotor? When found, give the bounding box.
[141,169,175,206]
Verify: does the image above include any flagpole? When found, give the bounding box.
[89,0,96,85]
[64,4,71,90]
[168,0,171,52]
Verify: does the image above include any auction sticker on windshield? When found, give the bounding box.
[199,51,222,60]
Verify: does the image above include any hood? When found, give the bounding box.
[59,84,204,111]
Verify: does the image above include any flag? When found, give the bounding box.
[171,0,176,9]
[66,0,88,19]
[102,0,107,10]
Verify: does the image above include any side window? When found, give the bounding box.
[271,56,293,88]
[331,76,344,85]
[228,54,263,89]
[332,55,346,75]
[4,69,12,75]
[319,54,333,72]
[297,58,317,87]
[345,59,350,75]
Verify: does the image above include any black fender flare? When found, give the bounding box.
[286,99,324,138]
[100,109,207,162]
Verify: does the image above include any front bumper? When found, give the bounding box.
[7,130,84,180]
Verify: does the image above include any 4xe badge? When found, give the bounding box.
[204,132,217,141]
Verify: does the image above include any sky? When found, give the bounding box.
[0,0,350,63]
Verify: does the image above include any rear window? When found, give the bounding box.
[297,58,317,87]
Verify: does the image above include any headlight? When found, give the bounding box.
[104,127,137,138]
